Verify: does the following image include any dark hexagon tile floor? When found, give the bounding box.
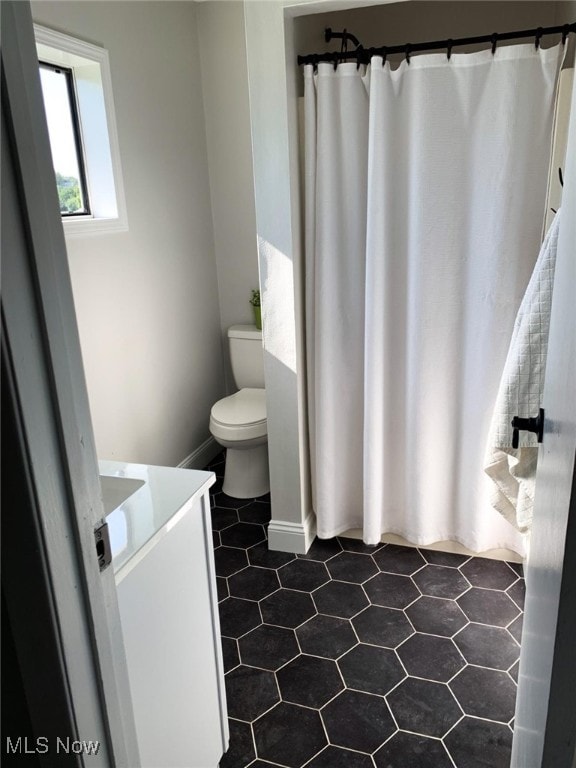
[327,551,379,583]
[277,654,344,708]
[278,559,330,591]
[206,452,525,768]
[296,614,357,659]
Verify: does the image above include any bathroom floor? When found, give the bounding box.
[206,453,525,768]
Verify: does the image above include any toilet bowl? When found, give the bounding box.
[209,326,269,498]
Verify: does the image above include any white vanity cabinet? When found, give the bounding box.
[100,461,228,768]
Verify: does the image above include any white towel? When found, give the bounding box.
[484,210,561,532]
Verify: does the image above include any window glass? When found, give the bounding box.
[35,23,128,235]
[39,63,90,215]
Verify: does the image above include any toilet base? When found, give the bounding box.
[222,443,270,499]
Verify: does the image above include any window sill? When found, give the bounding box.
[63,216,129,238]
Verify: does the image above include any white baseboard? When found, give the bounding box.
[178,436,221,471]
[268,511,317,555]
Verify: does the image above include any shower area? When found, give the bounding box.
[214,2,575,768]
[301,7,571,560]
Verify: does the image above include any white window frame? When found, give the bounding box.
[34,24,128,237]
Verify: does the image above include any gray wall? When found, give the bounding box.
[31,1,225,467]
[295,1,571,53]
[244,0,314,549]
[294,1,572,93]
[197,1,260,393]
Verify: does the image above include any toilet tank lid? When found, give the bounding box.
[228,324,262,340]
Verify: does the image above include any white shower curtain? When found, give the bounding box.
[304,44,562,552]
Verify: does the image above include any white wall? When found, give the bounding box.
[196,1,260,393]
[31,1,225,467]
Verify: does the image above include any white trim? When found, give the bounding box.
[63,216,128,237]
[267,512,317,555]
[178,436,221,470]
[34,23,128,237]
[35,23,108,63]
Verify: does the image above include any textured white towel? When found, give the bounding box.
[484,210,561,532]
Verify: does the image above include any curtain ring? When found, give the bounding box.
[382,47,388,66]
[356,46,364,69]
[405,43,412,64]
[535,27,544,49]
[491,33,498,54]
[333,51,339,71]
[447,39,453,60]
[562,24,570,45]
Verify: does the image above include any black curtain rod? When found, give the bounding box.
[297,22,576,66]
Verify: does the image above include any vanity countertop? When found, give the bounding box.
[99,460,215,575]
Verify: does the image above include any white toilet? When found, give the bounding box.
[209,325,269,498]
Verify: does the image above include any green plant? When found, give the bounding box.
[56,172,82,213]
[249,289,261,307]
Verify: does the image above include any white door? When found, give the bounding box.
[511,71,576,767]
[1,2,139,764]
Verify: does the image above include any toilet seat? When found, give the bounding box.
[210,388,267,442]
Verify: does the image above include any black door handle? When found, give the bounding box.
[511,408,545,449]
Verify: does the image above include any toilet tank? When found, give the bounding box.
[228,325,265,389]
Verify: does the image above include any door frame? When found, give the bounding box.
[1,2,138,764]
[512,68,576,767]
